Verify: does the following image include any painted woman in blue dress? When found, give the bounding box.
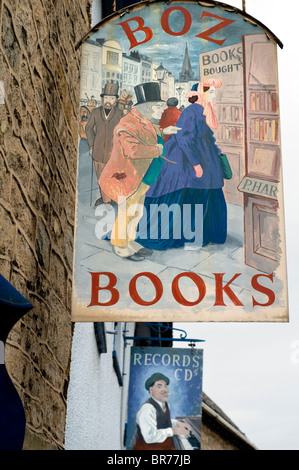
[135,79,227,250]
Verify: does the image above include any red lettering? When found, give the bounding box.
[196,11,235,45]
[161,7,192,36]
[87,271,276,310]
[129,272,163,306]
[214,273,243,306]
[252,273,275,307]
[116,17,153,50]
[172,272,206,306]
[88,272,119,307]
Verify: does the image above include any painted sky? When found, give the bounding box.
[91,2,264,80]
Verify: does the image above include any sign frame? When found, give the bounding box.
[72,0,288,323]
[126,346,204,450]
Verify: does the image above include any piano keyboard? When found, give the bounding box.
[173,416,201,450]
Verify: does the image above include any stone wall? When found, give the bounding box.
[0,0,91,449]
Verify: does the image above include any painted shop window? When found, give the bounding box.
[82,53,88,67]
[92,75,98,88]
[107,50,119,65]
[92,54,100,70]
[81,72,87,87]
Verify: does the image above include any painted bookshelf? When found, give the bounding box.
[199,43,246,206]
[240,33,282,274]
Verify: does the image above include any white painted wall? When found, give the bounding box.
[65,322,135,450]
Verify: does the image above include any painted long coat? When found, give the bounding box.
[146,103,224,198]
[85,105,123,164]
[99,107,161,202]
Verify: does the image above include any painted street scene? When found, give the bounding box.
[72,2,288,322]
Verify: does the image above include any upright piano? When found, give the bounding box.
[173,416,201,450]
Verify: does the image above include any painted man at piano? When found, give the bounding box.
[99,82,181,261]
[131,372,192,450]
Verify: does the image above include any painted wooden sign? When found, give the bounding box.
[126,346,203,450]
[72,1,288,322]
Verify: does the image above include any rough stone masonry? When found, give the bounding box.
[0,0,91,449]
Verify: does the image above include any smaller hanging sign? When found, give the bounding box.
[126,346,203,451]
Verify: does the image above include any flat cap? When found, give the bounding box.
[166,97,178,107]
[145,372,170,390]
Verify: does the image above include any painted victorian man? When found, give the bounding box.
[85,82,123,206]
[99,82,180,260]
[131,372,191,450]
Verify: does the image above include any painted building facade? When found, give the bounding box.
[80,32,196,107]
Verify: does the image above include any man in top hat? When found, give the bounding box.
[85,82,123,206]
[131,372,192,450]
[99,82,181,260]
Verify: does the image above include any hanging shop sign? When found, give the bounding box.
[126,346,203,451]
[72,1,288,322]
